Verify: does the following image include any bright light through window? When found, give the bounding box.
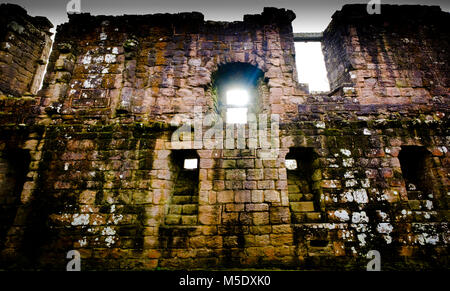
[226,108,247,124]
[285,159,298,170]
[295,42,330,92]
[183,159,198,170]
[226,89,249,106]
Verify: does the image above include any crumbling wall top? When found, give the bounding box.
[56,7,295,39]
[328,4,447,26]
[0,3,53,34]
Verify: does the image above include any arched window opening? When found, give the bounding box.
[211,63,265,124]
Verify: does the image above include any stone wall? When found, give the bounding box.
[39,7,303,123]
[323,4,449,105]
[0,4,448,270]
[0,4,53,97]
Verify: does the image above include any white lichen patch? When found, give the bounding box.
[384,235,392,244]
[64,163,69,171]
[425,234,439,245]
[361,179,370,188]
[357,233,367,246]
[363,128,371,135]
[105,236,115,247]
[377,223,393,234]
[82,205,96,213]
[100,32,108,41]
[112,47,119,54]
[334,210,350,222]
[378,192,388,201]
[352,223,368,232]
[101,226,116,236]
[71,214,90,226]
[340,149,351,157]
[438,146,448,154]
[354,189,369,204]
[416,233,439,245]
[377,210,391,222]
[345,179,358,187]
[425,200,433,210]
[342,158,354,167]
[352,211,369,223]
[342,190,354,202]
[78,237,88,247]
[407,183,416,191]
[344,171,355,179]
[105,54,116,63]
[400,209,412,219]
[111,214,123,225]
[93,55,104,63]
[315,121,326,129]
[341,229,352,240]
[82,55,92,65]
[82,76,101,89]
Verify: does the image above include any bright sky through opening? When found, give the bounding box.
[183,159,198,169]
[226,108,248,124]
[295,42,330,92]
[285,159,298,170]
[226,89,249,106]
[226,89,249,124]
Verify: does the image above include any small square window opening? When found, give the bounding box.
[285,159,298,170]
[183,158,198,170]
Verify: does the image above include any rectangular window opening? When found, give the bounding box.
[294,41,330,93]
[398,146,434,200]
[166,150,199,226]
[286,148,322,223]
[285,159,298,170]
[0,149,31,249]
[183,158,198,170]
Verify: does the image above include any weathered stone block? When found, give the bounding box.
[290,202,315,212]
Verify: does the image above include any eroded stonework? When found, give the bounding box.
[0,3,448,270]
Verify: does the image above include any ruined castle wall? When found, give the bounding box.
[322,4,450,105]
[39,8,304,123]
[3,7,307,270]
[0,5,448,270]
[0,4,53,97]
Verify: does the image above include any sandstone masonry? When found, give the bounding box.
[0,3,448,270]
